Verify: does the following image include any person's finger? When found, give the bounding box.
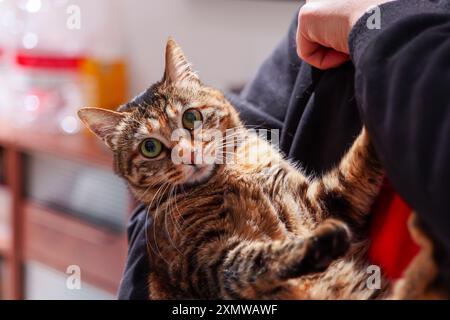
[296,29,320,62]
[297,32,349,70]
[311,48,350,70]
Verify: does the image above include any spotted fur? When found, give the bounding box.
[79,38,393,299]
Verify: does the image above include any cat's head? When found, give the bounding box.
[78,38,241,199]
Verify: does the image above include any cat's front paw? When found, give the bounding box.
[279,219,351,279]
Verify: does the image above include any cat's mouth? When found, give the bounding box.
[182,164,217,187]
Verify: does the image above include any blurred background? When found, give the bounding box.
[0,0,300,299]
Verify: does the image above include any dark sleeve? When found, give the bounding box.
[349,0,450,250]
[226,10,302,130]
[117,204,150,300]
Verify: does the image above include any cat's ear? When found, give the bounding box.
[78,107,126,149]
[163,37,200,85]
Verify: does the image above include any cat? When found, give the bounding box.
[78,38,440,299]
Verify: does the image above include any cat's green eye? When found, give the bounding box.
[140,138,163,158]
[182,109,203,130]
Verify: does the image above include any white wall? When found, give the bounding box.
[1,0,301,97]
[117,0,301,96]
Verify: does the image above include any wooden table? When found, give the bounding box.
[0,121,129,299]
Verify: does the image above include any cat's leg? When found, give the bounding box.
[299,128,384,235]
[391,213,448,299]
[220,219,351,299]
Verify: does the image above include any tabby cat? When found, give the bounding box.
[78,39,435,299]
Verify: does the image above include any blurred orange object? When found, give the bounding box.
[81,59,127,110]
[80,59,127,135]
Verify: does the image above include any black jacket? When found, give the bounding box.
[118,0,450,299]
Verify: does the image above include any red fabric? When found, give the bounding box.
[15,52,83,70]
[368,179,420,279]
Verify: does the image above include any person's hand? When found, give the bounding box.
[296,0,393,70]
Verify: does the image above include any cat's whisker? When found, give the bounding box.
[165,185,183,255]
[214,133,247,143]
[145,181,166,249]
[211,138,248,149]
[146,181,171,265]
[142,182,166,248]
[210,141,240,151]
[135,179,160,204]
[169,186,184,239]
[171,185,186,233]
[152,181,173,263]
[170,186,185,232]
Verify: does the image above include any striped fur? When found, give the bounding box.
[142,128,388,299]
[79,39,395,300]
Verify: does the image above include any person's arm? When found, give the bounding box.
[296,0,450,286]
[297,0,450,250]
[349,0,450,250]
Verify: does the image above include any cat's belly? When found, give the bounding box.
[223,168,315,240]
[148,163,386,299]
